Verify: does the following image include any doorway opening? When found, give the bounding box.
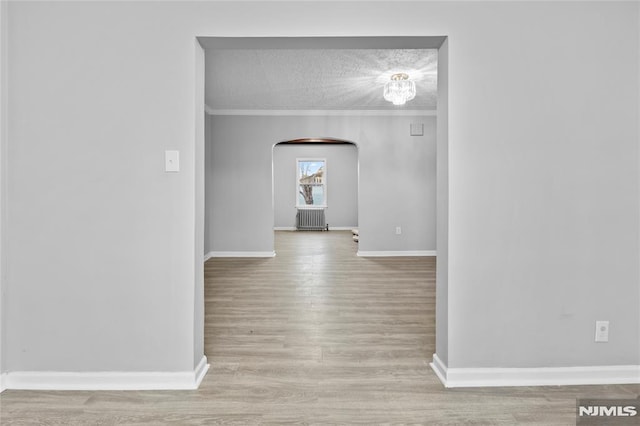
[273,138,358,243]
[198,35,449,380]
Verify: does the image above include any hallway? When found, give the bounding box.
[203,230,437,421]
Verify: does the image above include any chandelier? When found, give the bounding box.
[383,73,416,106]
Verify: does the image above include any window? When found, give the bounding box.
[297,159,326,208]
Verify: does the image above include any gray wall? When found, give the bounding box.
[6,1,202,372]
[206,115,436,254]
[444,2,639,368]
[273,143,358,229]
[2,1,639,378]
[207,116,275,253]
[204,114,213,255]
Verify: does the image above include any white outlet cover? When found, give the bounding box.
[165,150,180,172]
[595,320,609,342]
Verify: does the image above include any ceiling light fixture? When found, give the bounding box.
[383,73,416,106]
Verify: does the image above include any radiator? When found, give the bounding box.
[296,209,327,231]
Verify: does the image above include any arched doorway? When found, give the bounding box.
[272,138,359,246]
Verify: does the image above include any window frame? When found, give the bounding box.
[296,157,327,209]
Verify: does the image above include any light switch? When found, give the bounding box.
[165,150,179,172]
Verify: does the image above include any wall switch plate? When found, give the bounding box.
[410,123,424,136]
[395,226,402,235]
[595,320,609,342]
[165,150,180,172]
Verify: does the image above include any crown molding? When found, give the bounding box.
[205,108,436,117]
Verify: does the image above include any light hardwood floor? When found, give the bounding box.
[1,231,638,424]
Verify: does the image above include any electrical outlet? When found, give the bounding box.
[395,226,402,235]
[595,320,609,342]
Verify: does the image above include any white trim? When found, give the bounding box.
[0,373,7,393]
[430,354,640,388]
[193,355,210,389]
[207,251,276,258]
[204,104,215,115]
[274,227,297,231]
[430,353,448,386]
[4,356,210,391]
[206,109,436,117]
[357,250,436,257]
[204,252,215,262]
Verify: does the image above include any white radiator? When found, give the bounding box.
[296,209,327,231]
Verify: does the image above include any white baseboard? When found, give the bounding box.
[357,250,436,257]
[430,353,448,385]
[430,353,640,388]
[273,227,356,231]
[205,251,275,258]
[193,355,210,388]
[0,372,7,393]
[3,356,210,391]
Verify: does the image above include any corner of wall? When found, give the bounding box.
[435,36,449,367]
[0,0,9,378]
[637,0,640,367]
[193,37,205,370]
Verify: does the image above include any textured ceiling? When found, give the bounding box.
[204,49,438,111]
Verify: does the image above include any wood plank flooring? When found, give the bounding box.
[1,230,638,424]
